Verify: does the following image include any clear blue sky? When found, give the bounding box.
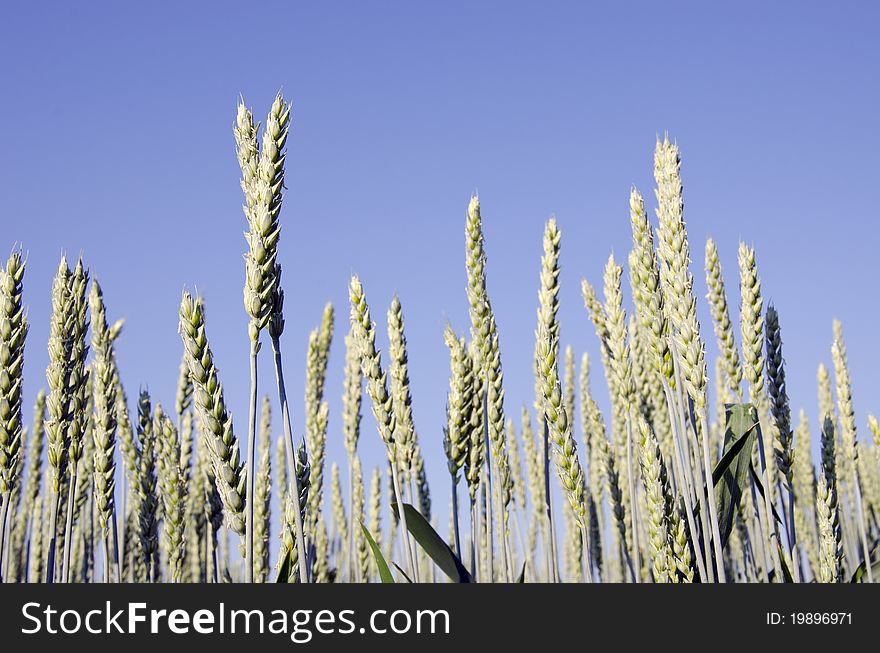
[2,2,879,532]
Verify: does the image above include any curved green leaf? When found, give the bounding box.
[274,549,293,583]
[361,522,395,584]
[393,502,472,583]
[392,562,413,583]
[850,543,880,583]
[713,404,759,548]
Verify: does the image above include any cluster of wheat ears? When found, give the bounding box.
[0,93,878,585]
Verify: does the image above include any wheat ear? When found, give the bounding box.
[704,238,743,400]
[348,275,417,580]
[0,250,27,583]
[57,258,88,583]
[765,304,800,581]
[43,256,74,583]
[831,320,872,582]
[277,440,309,582]
[793,410,819,578]
[179,291,246,536]
[237,93,290,583]
[535,219,593,582]
[342,327,362,580]
[817,416,842,582]
[88,281,121,582]
[443,326,472,557]
[737,241,782,581]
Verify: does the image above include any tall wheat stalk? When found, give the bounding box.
[0,250,27,583]
[831,320,872,583]
[348,276,417,580]
[236,94,290,582]
[342,329,362,581]
[59,259,88,583]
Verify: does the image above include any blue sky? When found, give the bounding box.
[2,1,879,541]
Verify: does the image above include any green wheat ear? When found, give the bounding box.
[178,291,246,535]
[0,249,27,497]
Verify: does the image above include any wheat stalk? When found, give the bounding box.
[348,275,417,580]
[330,462,347,565]
[793,410,819,578]
[133,392,158,581]
[58,258,89,583]
[342,327,362,580]
[636,414,672,582]
[43,257,74,582]
[817,416,842,583]
[253,395,272,583]
[175,353,193,434]
[352,456,369,582]
[88,281,120,582]
[0,250,27,583]
[9,390,44,583]
[535,219,593,583]
[578,355,606,579]
[464,194,510,582]
[179,291,246,537]
[387,296,417,488]
[154,406,184,582]
[367,466,382,580]
[705,238,743,400]
[264,282,309,583]
[831,319,872,582]
[277,440,309,582]
[237,93,291,583]
[304,329,329,537]
[765,304,800,581]
[602,254,641,582]
[736,241,783,581]
[442,326,472,557]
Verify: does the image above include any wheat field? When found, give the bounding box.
[0,93,877,584]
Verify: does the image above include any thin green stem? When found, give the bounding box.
[661,381,707,582]
[625,414,641,583]
[270,335,309,583]
[698,409,726,582]
[244,341,258,583]
[390,458,417,581]
[450,475,462,557]
[61,469,78,583]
